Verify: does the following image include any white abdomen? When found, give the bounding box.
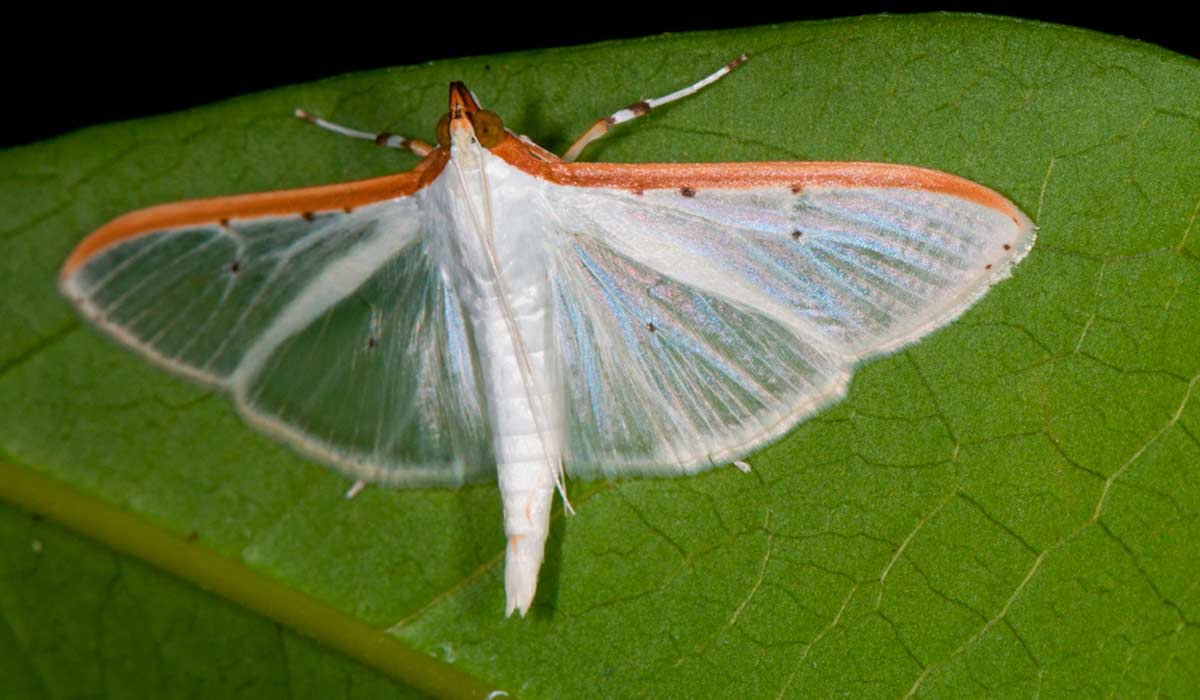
[475,289,559,617]
[425,150,561,616]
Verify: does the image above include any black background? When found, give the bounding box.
[9,7,1198,148]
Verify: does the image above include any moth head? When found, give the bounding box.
[444,82,505,150]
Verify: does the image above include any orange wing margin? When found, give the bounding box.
[488,136,1026,226]
[62,149,449,278]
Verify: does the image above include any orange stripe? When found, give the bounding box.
[62,150,449,278]
[489,136,1025,223]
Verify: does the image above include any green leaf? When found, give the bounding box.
[0,500,430,699]
[3,13,1199,698]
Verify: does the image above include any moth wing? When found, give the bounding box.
[61,169,493,485]
[545,165,1034,477]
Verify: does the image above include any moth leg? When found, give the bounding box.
[294,109,435,157]
[560,53,749,163]
[344,479,366,499]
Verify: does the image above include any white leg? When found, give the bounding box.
[344,479,366,499]
[733,460,752,474]
[294,109,434,157]
[561,53,749,163]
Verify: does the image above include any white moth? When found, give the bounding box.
[60,57,1035,616]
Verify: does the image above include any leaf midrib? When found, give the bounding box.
[0,460,499,700]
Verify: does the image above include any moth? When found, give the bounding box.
[60,56,1035,616]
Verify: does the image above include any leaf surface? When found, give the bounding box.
[2,14,1198,698]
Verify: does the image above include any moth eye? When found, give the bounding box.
[471,109,504,147]
[435,113,452,147]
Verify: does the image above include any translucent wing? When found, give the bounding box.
[61,168,493,485]
[545,166,1035,477]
